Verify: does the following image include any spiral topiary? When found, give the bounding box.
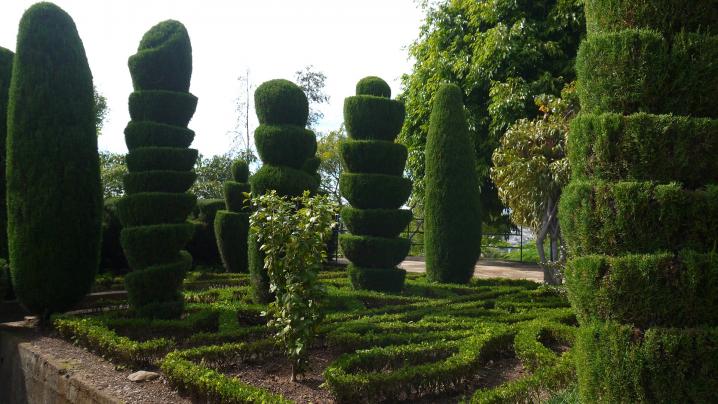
[6,3,102,318]
[214,160,251,273]
[559,1,718,401]
[424,84,482,284]
[339,77,411,293]
[249,79,319,302]
[118,20,198,319]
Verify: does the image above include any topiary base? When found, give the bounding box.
[575,321,718,403]
[348,264,405,293]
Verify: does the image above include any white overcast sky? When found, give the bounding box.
[0,0,424,156]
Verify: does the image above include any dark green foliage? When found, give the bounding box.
[223,182,251,212]
[577,30,718,118]
[0,47,12,259]
[128,90,197,126]
[340,234,410,268]
[254,124,317,168]
[7,3,102,317]
[341,207,411,238]
[340,140,408,176]
[128,20,192,92]
[251,165,319,198]
[569,113,718,187]
[126,147,198,172]
[344,96,405,141]
[101,198,128,274]
[214,211,249,273]
[186,199,224,267]
[120,19,197,318]
[117,193,195,226]
[248,234,271,302]
[560,181,718,256]
[125,121,195,150]
[347,265,405,294]
[231,160,249,182]
[339,173,412,209]
[123,171,196,194]
[584,0,718,36]
[356,76,391,98]
[254,79,309,126]
[575,322,718,403]
[567,252,718,328]
[424,84,482,284]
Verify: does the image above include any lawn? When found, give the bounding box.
[54,266,577,403]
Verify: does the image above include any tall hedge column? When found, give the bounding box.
[215,160,251,273]
[249,79,319,302]
[424,84,482,284]
[7,3,102,318]
[559,1,718,401]
[0,47,12,261]
[339,77,411,293]
[118,20,198,319]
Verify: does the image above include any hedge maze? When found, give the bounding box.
[215,160,251,273]
[53,269,577,403]
[560,0,718,401]
[118,20,198,319]
[340,77,412,293]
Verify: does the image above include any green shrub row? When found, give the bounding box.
[53,317,174,367]
[103,308,220,340]
[250,165,319,198]
[340,140,408,176]
[560,181,718,256]
[566,251,718,328]
[513,320,575,372]
[117,193,195,226]
[576,30,718,118]
[128,90,197,127]
[254,124,316,168]
[569,112,718,187]
[339,173,412,209]
[574,321,718,403]
[124,121,195,150]
[584,0,718,36]
[123,170,196,194]
[324,325,513,402]
[121,224,195,270]
[344,96,405,142]
[125,146,198,172]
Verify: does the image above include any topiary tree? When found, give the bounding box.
[215,160,251,273]
[118,20,198,319]
[249,79,319,302]
[6,3,102,319]
[559,1,718,401]
[424,84,482,284]
[339,76,411,293]
[186,198,224,266]
[0,47,12,261]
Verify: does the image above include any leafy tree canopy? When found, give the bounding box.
[316,125,346,205]
[400,0,584,224]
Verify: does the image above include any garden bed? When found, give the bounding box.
[50,268,577,403]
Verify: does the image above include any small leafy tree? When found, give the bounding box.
[491,83,578,284]
[316,125,346,205]
[250,190,336,381]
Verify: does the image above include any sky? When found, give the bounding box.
[0,0,425,156]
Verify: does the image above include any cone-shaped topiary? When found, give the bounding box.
[0,47,13,260]
[339,77,411,293]
[215,160,251,273]
[559,1,718,401]
[249,79,319,302]
[118,20,198,319]
[424,84,482,284]
[6,3,102,318]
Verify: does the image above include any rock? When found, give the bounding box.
[127,370,159,382]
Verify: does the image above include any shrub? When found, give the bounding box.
[120,20,197,318]
[0,47,12,260]
[186,199,224,266]
[215,160,251,273]
[248,79,318,302]
[340,77,411,292]
[6,3,102,318]
[424,84,482,284]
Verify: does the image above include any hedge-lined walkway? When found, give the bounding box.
[338,257,543,282]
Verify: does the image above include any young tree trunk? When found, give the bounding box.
[536,198,561,285]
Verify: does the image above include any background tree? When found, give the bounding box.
[316,125,346,205]
[400,0,585,227]
[94,86,109,136]
[100,151,127,198]
[230,69,258,165]
[191,153,235,199]
[424,83,482,284]
[295,65,329,129]
[7,3,102,318]
[492,83,577,284]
